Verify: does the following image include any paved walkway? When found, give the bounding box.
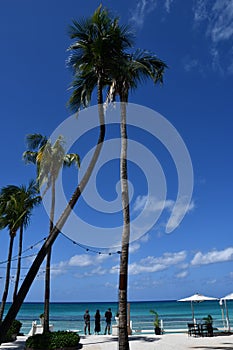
[0,336,27,350]
[1,333,233,350]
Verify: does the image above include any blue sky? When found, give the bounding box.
[0,0,233,303]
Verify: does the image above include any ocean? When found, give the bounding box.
[4,300,233,335]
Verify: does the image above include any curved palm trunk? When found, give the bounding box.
[13,225,23,302]
[0,233,15,321]
[0,85,105,341]
[43,177,55,333]
[118,101,130,350]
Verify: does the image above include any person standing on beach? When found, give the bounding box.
[84,309,91,335]
[94,309,101,335]
[104,308,112,335]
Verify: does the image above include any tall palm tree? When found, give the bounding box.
[23,134,80,333]
[108,50,167,349]
[0,6,133,340]
[0,181,40,321]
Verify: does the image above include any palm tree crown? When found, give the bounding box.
[67,4,133,110]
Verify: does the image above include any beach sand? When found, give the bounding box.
[1,333,233,350]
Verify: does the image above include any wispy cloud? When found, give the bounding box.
[191,247,233,266]
[130,0,175,28]
[176,270,188,278]
[128,250,187,275]
[133,195,195,233]
[192,0,233,74]
[184,58,200,72]
[165,0,174,13]
[193,0,209,23]
[130,0,158,28]
[208,0,233,43]
[166,197,195,232]
[133,195,174,213]
[193,0,233,42]
[50,253,112,277]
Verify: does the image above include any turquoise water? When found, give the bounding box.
[4,300,233,335]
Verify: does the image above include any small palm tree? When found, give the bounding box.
[0,181,40,321]
[12,181,41,302]
[23,134,80,333]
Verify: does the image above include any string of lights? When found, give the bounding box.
[0,232,122,280]
[60,232,122,256]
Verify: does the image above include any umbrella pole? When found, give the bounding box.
[191,301,195,323]
[219,300,226,330]
[224,299,230,332]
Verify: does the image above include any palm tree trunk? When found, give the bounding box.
[0,233,15,321]
[13,225,23,302]
[118,101,130,350]
[0,86,105,341]
[43,177,55,333]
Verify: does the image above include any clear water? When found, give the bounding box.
[4,300,233,335]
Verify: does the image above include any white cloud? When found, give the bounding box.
[128,250,187,275]
[140,233,150,243]
[210,0,233,43]
[50,252,113,277]
[184,58,199,72]
[193,0,233,42]
[84,266,107,276]
[191,247,233,266]
[166,198,195,232]
[133,195,195,232]
[130,0,175,28]
[192,0,233,74]
[207,279,217,285]
[193,0,209,23]
[176,270,188,278]
[69,254,94,267]
[165,0,174,13]
[104,282,117,289]
[210,47,224,74]
[130,0,158,28]
[133,195,174,213]
[227,61,233,75]
[129,242,141,253]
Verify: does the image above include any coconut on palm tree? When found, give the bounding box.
[0,6,132,341]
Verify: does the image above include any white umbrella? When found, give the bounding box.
[178,293,219,323]
[220,293,233,332]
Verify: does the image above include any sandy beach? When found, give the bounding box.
[1,333,233,350]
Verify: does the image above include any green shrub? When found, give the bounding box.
[25,331,80,349]
[1,319,22,342]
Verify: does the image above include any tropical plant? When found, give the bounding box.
[0,6,132,341]
[107,50,167,349]
[0,181,40,321]
[25,331,80,349]
[150,309,161,334]
[1,319,22,343]
[23,134,80,333]
[203,314,213,325]
[202,314,213,336]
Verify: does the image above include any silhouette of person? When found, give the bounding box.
[94,309,101,334]
[104,308,112,335]
[84,309,91,335]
